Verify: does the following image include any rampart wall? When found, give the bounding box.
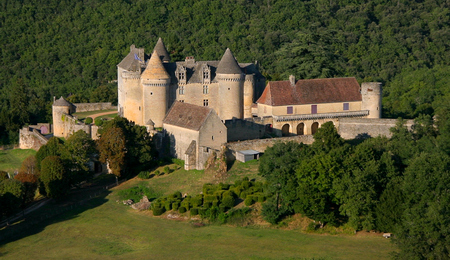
[73,102,117,112]
[226,135,314,160]
[225,119,265,141]
[338,118,414,139]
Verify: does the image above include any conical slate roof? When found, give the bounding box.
[153,38,171,63]
[216,48,242,74]
[141,50,170,80]
[53,96,73,107]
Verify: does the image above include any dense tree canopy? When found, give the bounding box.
[1,0,449,144]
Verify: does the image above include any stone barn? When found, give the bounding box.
[163,101,227,170]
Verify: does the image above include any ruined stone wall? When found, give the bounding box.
[73,102,117,112]
[338,118,414,139]
[19,127,49,150]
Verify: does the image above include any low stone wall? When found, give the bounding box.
[226,135,314,160]
[225,119,265,141]
[338,118,414,139]
[73,102,117,112]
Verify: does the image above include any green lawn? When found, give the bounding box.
[72,109,117,119]
[0,149,36,172]
[0,161,397,259]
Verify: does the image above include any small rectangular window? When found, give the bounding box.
[179,100,184,103]
[311,105,317,114]
[203,99,209,106]
[287,106,293,114]
[178,86,185,95]
[203,85,209,94]
[343,103,349,111]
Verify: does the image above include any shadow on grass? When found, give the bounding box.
[0,182,113,248]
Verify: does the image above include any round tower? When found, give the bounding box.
[141,50,170,128]
[216,48,244,120]
[361,82,382,118]
[52,96,73,137]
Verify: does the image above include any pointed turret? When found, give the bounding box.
[216,48,242,74]
[153,38,171,63]
[141,50,170,128]
[141,50,170,80]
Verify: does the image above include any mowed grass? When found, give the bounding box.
[0,149,36,172]
[72,109,117,119]
[0,160,397,259]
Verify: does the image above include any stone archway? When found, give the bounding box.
[282,124,290,136]
[311,122,319,135]
[297,123,304,135]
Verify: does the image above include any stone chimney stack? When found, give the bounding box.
[289,75,295,86]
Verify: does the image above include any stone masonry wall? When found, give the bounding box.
[73,102,117,112]
[338,118,414,139]
[226,135,314,160]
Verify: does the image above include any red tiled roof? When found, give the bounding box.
[163,101,213,131]
[256,77,361,106]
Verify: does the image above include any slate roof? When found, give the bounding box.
[141,50,170,80]
[117,45,144,71]
[53,96,73,107]
[153,38,171,63]
[216,48,242,74]
[163,101,214,131]
[257,77,362,106]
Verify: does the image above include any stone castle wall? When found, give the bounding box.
[225,119,266,142]
[73,102,117,112]
[19,127,49,150]
[338,118,414,139]
[226,135,314,160]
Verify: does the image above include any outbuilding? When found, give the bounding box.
[236,150,261,163]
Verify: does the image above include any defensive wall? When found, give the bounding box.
[225,119,265,142]
[338,118,414,139]
[19,126,50,150]
[226,135,314,160]
[72,102,117,112]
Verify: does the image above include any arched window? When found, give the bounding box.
[297,123,304,135]
[282,124,290,136]
[311,122,319,135]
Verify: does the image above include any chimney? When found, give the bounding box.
[289,75,295,86]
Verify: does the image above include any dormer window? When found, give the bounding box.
[202,64,211,84]
[177,66,187,84]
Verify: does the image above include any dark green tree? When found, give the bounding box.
[65,130,96,184]
[312,121,344,154]
[97,126,126,178]
[39,156,69,200]
[0,178,25,221]
[394,152,450,259]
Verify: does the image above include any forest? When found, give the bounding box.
[0,0,449,144]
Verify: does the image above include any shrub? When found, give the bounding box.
[258,195,266,203]
[84,117,93,124]
[172,201,180,211]
[138,171,150,179]
[154,170,160,176]
[191,194,203,207]
[212,200,219,207]
[190,208,199,215]
[241,180,251,189]
[153,207,165,216]
[222,190,236,198]
[204,194,217,202]
[204,201,212,209]
[163,166,170,174]
[94,117,103,126]
[118,184,154,202]
[179,206,187,213]
[164,201,172,211]
[214,190,226,199]
[244,196,254,206]
[219,205,228,213]
[239,191,248,199]
[171,158,184,168]
[203,183,216,195]
[173,191,182,199]
[181,200,191,210]
[261,198,287,224]
[218,183,230,190]
[221,195,235,208]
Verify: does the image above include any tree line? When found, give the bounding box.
[0,117,156,223]
[1,0,449,144]
[259,109,450,258]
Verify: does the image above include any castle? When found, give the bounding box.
[117,38,265,128]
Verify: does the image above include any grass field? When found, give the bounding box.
[0,149,36,172]
[0,160,397,259]
[72,109,117,120]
